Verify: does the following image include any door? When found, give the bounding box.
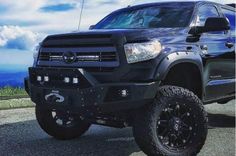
[194,4,235,102]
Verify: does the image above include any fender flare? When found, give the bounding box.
[154,51,203,81]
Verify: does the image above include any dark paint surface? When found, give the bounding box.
[37,1,235,103]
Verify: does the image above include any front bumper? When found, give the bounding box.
[25,67,160,112]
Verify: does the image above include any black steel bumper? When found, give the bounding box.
[25,67,160,112]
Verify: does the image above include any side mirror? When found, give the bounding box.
[89,25,95,30]
[189,17,230,35]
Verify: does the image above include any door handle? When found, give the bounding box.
[225,42,234,48]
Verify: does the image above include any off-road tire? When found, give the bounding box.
[133,86,208,156]
[36,106,91,140]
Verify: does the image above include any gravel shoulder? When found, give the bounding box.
[0,98,34,110]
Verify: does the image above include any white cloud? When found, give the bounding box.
[0,26,43,51]
[0,0,136,34]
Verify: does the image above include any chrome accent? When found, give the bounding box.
[207,78,235,86]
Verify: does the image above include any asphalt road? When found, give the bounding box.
[0,101,235,156]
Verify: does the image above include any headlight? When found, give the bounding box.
[124,40,162,64]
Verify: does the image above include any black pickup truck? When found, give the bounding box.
[25,1,235,156]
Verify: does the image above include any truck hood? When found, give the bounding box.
[46,28,188,44]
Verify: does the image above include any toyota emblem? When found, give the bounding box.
[63,51,77,64]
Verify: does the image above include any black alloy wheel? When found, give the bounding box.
[133,86,208,156]
[157,101,196,150]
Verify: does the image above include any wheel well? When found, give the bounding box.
[162,63,202,99]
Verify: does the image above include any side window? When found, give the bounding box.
[196,5,222,34]
[221,7,235,36]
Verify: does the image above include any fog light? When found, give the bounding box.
[121,89,128,97]
[37,76,42,82]
[44,76,49,82]
[73,78,79,84]
[64,77,70,83]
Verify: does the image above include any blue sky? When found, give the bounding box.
[0,0,235,69]
[40,3,76,12]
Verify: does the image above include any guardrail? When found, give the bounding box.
[0,95,29,100]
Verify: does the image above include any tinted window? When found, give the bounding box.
[221,8,235,36]
[94,6,194,29]
[196,5,220,26]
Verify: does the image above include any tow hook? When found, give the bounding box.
[45,92,65,103]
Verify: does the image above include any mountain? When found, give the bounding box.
[0,71,28,88]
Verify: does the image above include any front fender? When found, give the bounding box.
[154,51,203,80]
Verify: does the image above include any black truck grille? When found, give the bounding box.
[37,34,120,72]
[39,52,117,62]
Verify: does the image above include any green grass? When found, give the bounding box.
[0,87,31,109]
[0,86,27,97]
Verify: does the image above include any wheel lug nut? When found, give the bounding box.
[183,139,186,143]
[189,126,192,130]
[187,112,190,116]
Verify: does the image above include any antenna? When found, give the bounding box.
[78,0,85,31]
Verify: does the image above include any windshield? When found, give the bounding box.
[94,5,194,29]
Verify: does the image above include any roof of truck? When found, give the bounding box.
[128,1,235,11]
[130,1,234,7]
[227,3,236,8]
